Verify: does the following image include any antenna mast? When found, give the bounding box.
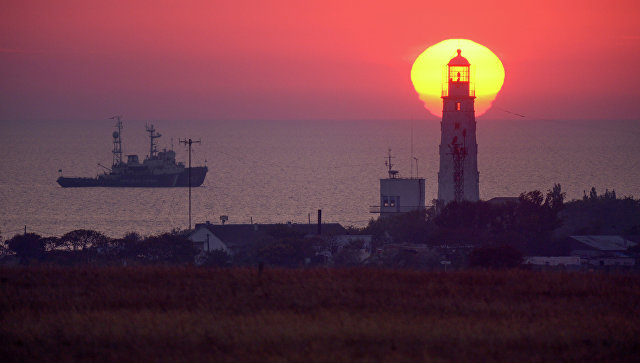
[146,124,162,158]
[385,148,398,179]
[448,130,467,202]
[179,138,201,230]
[109,115,123,167]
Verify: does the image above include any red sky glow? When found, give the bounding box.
[1,0,639,122]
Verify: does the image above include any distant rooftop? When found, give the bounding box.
[191,223,348,248]
[569,235,637,251]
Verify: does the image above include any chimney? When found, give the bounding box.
[317,209,322,235]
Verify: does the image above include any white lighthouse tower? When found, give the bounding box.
[437,49,479,204]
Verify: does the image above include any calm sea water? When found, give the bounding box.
[1,118,639,238]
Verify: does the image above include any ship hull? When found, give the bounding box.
[175,166,208,187]
[56,177,101,187]
[56,167,207,188]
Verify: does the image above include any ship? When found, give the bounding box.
[57,116,208,188]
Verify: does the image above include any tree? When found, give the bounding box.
[0,231,9,257]
[545,183,566,212]
[365,209,435,245]
[434,201,494,245]
[136,232,197,264]
[7,233,45,264]
[513,187,566,254]
[59,229,109,252]
[430,185,565,254]
[559,189,640,236]
[41,237,58,250]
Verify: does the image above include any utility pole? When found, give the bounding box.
[109,115,123,167]
[179,138,201,230]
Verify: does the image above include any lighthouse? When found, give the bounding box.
[437,49,479,204]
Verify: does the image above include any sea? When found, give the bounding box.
[1,118,639,238]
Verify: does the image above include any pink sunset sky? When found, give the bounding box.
[1,0,638,122]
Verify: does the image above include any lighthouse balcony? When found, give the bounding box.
[441,83,475,98]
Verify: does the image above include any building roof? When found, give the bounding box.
[569,235,637,251]
[448,49,470,66]
[191,223,347,248]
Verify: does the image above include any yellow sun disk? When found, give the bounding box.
[411,39,505,117]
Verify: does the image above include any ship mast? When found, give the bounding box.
[110,115,123,167]
[146,124,161,159]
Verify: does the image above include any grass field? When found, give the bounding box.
[1,267,639,362]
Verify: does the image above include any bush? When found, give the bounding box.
[7,233,45,264]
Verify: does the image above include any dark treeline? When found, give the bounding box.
[1,185,639,268]
[0,226,332,268]
[1,230,198,266]
[363,185,640,263]
[366,185,568,254]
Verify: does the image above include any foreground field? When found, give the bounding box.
[1,267,639,362]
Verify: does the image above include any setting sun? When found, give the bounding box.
[411,39,505,117]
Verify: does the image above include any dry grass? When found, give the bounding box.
[1,267,639,362]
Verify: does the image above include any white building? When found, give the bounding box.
[379,178,425,216]
[438,49,479,204]
[372,150,425,217]
[187,224,231,253]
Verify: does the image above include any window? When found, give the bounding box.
[449,66,469,82]
[455,102,461,111]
